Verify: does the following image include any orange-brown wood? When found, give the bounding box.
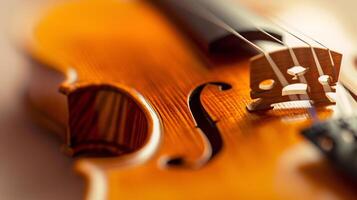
[24,0,355,199]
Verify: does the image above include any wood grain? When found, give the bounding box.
[24,0,355,199]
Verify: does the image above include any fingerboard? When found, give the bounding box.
[155,0,283,56]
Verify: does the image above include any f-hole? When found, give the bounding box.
[165,82,232,168]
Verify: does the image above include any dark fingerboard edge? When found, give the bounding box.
[154,0,283,56]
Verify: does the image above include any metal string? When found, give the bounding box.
[173,0,290,88]
[255,26,311,101]
[172,0,337,110]
[272,18,336,78]
[269,19,332,93]
[199,0,336,106]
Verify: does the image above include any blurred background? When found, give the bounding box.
[0,0,84,199]
[0,0,357,199]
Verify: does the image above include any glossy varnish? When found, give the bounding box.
[25,0,356,199]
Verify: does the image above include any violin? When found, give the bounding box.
[22,0,356,199]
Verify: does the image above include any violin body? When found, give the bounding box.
[24,0,356,199]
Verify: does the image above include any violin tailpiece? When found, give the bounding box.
[302,116,357,179]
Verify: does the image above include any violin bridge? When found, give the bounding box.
[247,47,342,111]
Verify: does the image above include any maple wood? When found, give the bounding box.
[24,0,355,199]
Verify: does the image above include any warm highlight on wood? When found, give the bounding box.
[24,0,354,199]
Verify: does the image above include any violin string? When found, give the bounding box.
[255,27,300,66]
[255,27,311,101]
[256,19,340,116]
[190,3,262,53]
[271,17,337,80]
[254,22,330,113]
[269,19,354,116]
[176,0,291,92]
[173,0,337,111]
[269,19,332,94]
[188,0,330,113]
[192,0,327,102]
[195,0,329,83]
